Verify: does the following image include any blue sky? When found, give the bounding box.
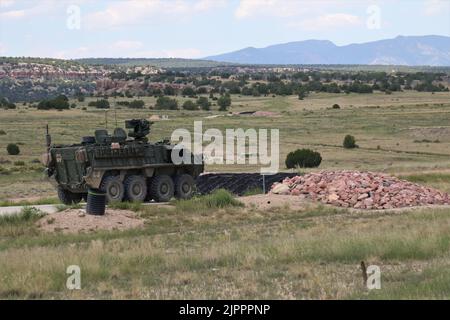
[0,0,449,59]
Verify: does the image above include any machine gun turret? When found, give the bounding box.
[125,119,152,140]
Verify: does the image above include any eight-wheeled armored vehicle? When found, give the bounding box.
[43,119,204,204]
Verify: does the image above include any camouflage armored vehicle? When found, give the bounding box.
[42,119,204,204]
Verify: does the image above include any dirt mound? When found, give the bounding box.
[37,208,144,234]
[271,170,450,210]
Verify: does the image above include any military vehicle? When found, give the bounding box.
[42,119,204,204]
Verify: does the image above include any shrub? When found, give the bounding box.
[7,143,20,155]
[196,97,211,110]
[285,149,322,168]
[175,189,243,212]
[14,161,25,166]
[88,99,110,109]
[182,86,196,97]
[37,95,69,110]
[343,135,357,149]
[217,94,231,111]
[182,100,198,110]
[129,100,145,109]
[332,103,340,109]
[155,96,178,110]
[0,130,6,135]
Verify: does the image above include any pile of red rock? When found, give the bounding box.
[271,170,450,209]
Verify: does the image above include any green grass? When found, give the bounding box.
[174,189,243,212]
[1,91,450,298]
[0,197,60,207]
[400,173,450,184]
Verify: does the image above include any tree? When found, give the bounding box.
[182,86,196,97]
[155,96,178,110]
[164,86,176,96]
[7,143,20,155]
[343,135,357,149]
[182,100,198,110]
[196,97,211,111]
[88,99,110,109]
[217,94,231,111]
[129,100,145,109]
[37,95,70,110]
[285,149,322,168]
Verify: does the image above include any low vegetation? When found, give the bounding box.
[343,135,357,149]
[285,149,322,168]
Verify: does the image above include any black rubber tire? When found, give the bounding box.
[86,188,106,216]
[100,175,125,203]
[150,175,174,202]
[124,175,147,202]
[174,174,196,200]
[57,186,82,205]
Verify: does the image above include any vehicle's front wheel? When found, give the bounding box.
[57,186,82,205]
[149,175,174,202]
[100,175,125,203]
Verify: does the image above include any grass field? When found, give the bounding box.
[1,90,450,299]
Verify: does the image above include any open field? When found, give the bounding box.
[1,196,450,299]
[1,91,450,200]
[2,91,450,299]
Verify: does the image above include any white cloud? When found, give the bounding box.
[235,0,307,19]
[49,43,202,59]
[0,0,15,8]
[289,13,362,30]
[85,0,226,29]
[0,9,24,19]
[234,0,347,19]
[424,0,449,16]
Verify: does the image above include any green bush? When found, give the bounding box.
[217,94,231,111]
[343,135,357,149]
[332,103,340,109]
[37,95,69,110]
[6,143,20,155]
[0,130,6,135]
[182,100,198,110]
[129,99,145,109]
[155,96,178,110]
[285,148,322,168]
[196,97,211,110]
[88,99,110,109]
[14,161,25,166]
[175,189,243,212]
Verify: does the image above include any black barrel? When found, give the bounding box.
[86,188,106,215]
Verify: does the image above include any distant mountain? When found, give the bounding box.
[75,58,231,68]
[205,35,450,66]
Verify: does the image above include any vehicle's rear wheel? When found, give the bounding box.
[125,175,147,202]
[149,175,174,202]
[100,175,125,203]
[57,186,82,205]
[174,174,195,200]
